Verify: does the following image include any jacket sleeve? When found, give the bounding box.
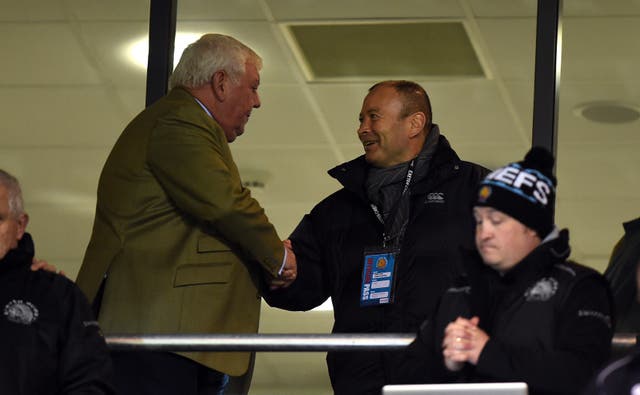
[264,213,331,311]
[147,116,283,278]
[475,275,613,393]
[58,279,115,394]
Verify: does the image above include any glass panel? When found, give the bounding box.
[557,1,640,273]
[174,1,537,393]
[0,0,150,277]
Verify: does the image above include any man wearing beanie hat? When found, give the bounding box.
[416,147,614,395]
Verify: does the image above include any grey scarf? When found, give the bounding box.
[365,125,440,246]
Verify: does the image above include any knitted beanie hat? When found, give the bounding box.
[476,147,557,237]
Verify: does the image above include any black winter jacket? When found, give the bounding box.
[265,134,488,394]
[420,229,614,395]
[583,344,640,395]
[0,233,114,394]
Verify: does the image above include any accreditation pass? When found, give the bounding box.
[360,250,397,306]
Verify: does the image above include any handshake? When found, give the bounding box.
[268,239,297,291]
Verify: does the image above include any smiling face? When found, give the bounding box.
[357,85,417,168]
[216,60,262,142]
[473,206,541,273]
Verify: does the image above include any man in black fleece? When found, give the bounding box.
[422,148,613,395]
[266,81,488,394]
[0,169,114,394]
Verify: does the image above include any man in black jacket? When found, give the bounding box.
[0,169,114,394]
[266,81,488,394]
[431,148,613,395]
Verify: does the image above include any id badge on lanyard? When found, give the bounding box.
[359,159,414,307]
[360,247,399,306]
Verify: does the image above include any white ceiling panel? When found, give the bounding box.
[231,147,341,206]
[474,17,537,81]
[259,202,323,239]
[26,202,95,269]
[0,148,106,201]
[451,142,529,171]
[0,23,101,85]
[0,0,66,21]
[232,85,331,147]
[556,144,640,199]
[558,83,640,145]
[468,0,640,19]
[563,0,640,17]
[426,80,528,145]
[0,87,130,147]
[77,21,149,88]
[563,17,640,82]
[114,87,148,120]
[64,0,149,21]
[503,81,534,138]
[265,0,464,20]
[178,0,266,21]
[309,83,372,145]
[467,0,537,18]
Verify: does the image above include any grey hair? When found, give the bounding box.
[169,33,262,89]
[0,169,24,218]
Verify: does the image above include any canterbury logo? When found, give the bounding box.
[426,192,445,203]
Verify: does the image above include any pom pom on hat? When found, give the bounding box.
[523,146,556,186]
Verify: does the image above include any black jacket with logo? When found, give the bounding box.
[0,233,114,394]
[265,134,488,394]
[419,229,613,395]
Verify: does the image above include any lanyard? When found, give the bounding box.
[369,158,416,248]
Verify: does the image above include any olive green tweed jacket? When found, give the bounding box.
[76,88,283,376]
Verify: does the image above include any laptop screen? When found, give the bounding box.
[382,382,528,395]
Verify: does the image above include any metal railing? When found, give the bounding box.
[106,333,636,352]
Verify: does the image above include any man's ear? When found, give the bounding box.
[15,213,28,241]
[211,70,228,101]
[525,226,541,242]
[408,111,426,138]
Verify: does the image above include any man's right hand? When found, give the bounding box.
[269,240,297,290]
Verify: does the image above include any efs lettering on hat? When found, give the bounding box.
[476,147,557,238]
[484,163,553,206]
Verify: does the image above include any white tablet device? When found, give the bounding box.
[382,382,528,395]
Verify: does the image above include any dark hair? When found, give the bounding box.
[368,80,432,129]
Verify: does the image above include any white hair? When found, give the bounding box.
[0,169,24,218]
[169,33,262,89]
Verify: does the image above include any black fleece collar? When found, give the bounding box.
[0,233,34,275]
[328,130,462,201]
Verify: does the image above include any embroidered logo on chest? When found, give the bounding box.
[425,192,445,204]
[4,300,39,325]
[524,278,558,302]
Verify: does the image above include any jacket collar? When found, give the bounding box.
[500,227,571,284]
[328,128,462,201]
[0,232,35,275]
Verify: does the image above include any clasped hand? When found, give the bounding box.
[268,239,297,290]
[442,316,489,371]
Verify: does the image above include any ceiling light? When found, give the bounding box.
[574,101,640,124]
[126,32,203,70]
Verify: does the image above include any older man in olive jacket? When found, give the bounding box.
[76,34,295,395]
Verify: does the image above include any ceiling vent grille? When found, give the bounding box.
[284,21,485,82]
